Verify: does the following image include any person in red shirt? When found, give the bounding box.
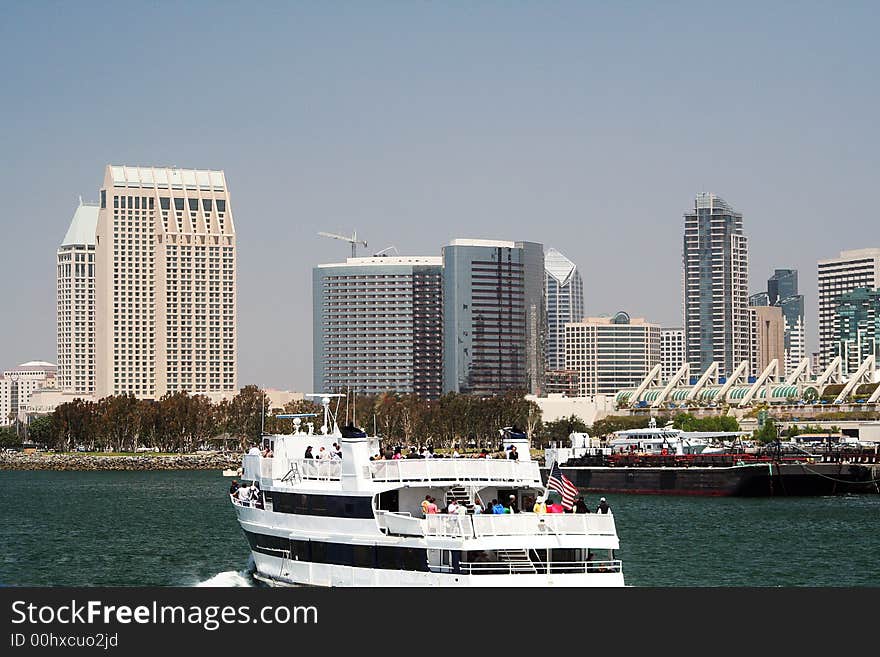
[547,498,565,513]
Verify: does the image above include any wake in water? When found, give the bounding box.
[193,555,257,587]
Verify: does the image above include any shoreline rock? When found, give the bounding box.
[0,452,242,471]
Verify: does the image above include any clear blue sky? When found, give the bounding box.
[1,1,878,390]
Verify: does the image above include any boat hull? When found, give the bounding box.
[248,551,625,587]
[541,462,880,497]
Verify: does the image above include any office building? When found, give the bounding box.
[442,239,545,396]
[0,378,10,426]
[57,200,99,394]
[748,292,769,307]
[0,362,57,425]
[835,287,880,376]
[564,312,660,397]
[748,305,785,374]
[95,165,237,399]
[544,369,580,397]
[313,256,443,398]
[750,271,806,375]
[817,249,880,368]
[660,328,686,380]
[683,193,749,377]
[758,269,806,374]
[545,247,584,371]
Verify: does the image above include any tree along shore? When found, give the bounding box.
[3,384,757,458]
[0,451,241,471]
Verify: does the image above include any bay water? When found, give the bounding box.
[2,470,877,587]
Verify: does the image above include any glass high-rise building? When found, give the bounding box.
[767,269,805,374]
[442,239,545,396]
[835,287,880,376]
[313,256,443,399]
[817,249,880,368]
[544,247,584,372]
[683,193,749,377]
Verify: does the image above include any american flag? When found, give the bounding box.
[546,461,579,510]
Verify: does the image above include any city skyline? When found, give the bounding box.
[2,2,879,391]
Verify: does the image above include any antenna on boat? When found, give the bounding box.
[305,393,345,435]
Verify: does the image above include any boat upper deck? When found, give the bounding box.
[245,454,542,487]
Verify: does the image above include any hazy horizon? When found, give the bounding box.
[2,1,878,391]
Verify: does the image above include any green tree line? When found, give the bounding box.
[21,388,545,453]
[13,388,748,453]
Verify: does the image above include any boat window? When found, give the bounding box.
[310,541,328,563]
[352,545,375,568]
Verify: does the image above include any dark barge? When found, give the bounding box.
[540,452,880,497]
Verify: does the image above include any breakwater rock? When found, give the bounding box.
[0,452,242,471]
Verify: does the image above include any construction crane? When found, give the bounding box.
[317,231,368,258]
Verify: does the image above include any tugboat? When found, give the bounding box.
[230,394,625,587]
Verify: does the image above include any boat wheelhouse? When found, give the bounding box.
[231,395,624,587]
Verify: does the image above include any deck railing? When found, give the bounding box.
[270,457,541,484]
[472,513,616,537]
[294,459,343,481]
[378,511,617,539]
[458,559,621,575]
[375,511,424,537]
[370,459,540,483]
[229,493,263,509]
[422,514,473,538]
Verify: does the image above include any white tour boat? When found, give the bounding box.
[230,394,624,587]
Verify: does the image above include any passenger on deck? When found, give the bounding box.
[317,446,329,460]
[250,482,262,508]
[421,495,439,516]
[392,446,402,460]
[332,443,342,459]
[455,501,467,515]
[596,497,611,514]
[547,498,565,513]
[507,495,519,513]
[262,447,273,458]
[248,445,262,456]
[533,495,547,514]
[236,483,252,504]
[471,499,484,514]
[508,446,519,460]
[491,499,505,514]
[304,446,313,459]
[573,496,590,513]
[447,499,460,515]
[229,480,239,496]
[587,551,597,572]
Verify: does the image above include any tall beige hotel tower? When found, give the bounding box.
[93,165,237,399]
